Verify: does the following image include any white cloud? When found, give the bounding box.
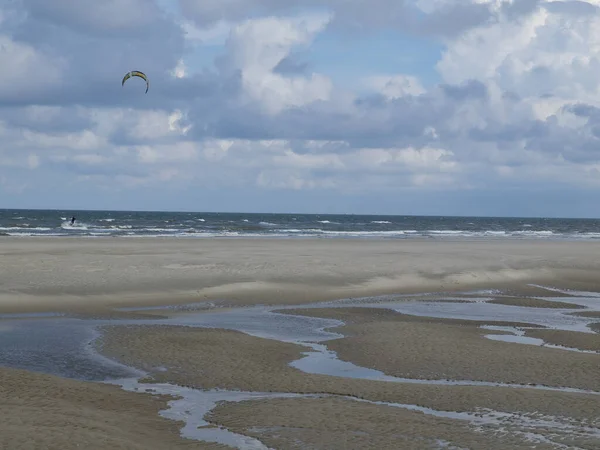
[438,2,600,116]
[171,59,187,78]
[365,75,426,98]
[220,14,334,114]
[181,19,233,45]
[27,154,40,169]
[0,36,65,96]
[135,141,199,164]
[22,0,167,34]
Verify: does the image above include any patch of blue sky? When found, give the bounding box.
[307,28,444,91]
[183,45,226,73]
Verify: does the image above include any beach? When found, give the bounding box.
[1,237,600,449]
[3,237,600,314]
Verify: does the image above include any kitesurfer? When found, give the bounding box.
[70,216,76,225]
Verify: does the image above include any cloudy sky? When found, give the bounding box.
[2,0,600,217]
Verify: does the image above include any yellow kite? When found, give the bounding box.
[122,70,149,93]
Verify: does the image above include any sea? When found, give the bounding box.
[2,209,600,240]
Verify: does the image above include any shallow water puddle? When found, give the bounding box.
[377,297,599,333]
[108,378,312,450]
[107,377,600,449]
[481,325,599,354]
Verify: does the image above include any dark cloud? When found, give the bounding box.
[178,0,538,39]
[188,86,461,149]
[21,0,170,37]
[414,2,496,38]
[273,56,310,75]
[468,120,548,143]
[499,0,542,21]
[543,1,599,16]
[178,0,299,27]
[0,106,94,133]
[440,80,488,100]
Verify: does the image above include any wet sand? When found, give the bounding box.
[487,297,586,308]
[97,325,600,422]
[571,311,600,318]
[279,308,600,390]
[3,237,600,314]
[208,396,587,450]
[0,366,220,449]
[524,329,600,352]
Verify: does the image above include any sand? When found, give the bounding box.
[570,311,600,318]
[0,366,222,449]
[487,297,586,308]
[2,237,600,314]
[591,323,600,333]
[97,325,600,422]
[3,237,600,448]
[524,329,600,352]
[94,321,600,448]
[278,308,600,390]
[208,397,569,450]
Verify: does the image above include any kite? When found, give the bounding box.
[122,70,149,93]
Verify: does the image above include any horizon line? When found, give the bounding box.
[1,207,600,221]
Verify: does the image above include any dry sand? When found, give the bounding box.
[0,366,223,449]
[2,237,600,314]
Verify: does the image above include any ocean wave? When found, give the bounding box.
[60,221,91,230]
[0,211,598,240]
[0,226,52,231]
[0,227,576,238]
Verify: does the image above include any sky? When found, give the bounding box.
[2,0,600,217]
